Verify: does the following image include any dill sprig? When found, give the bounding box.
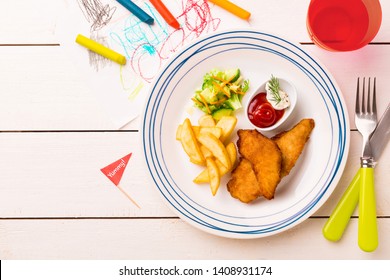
[268,75,282,104]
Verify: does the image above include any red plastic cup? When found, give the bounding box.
[307,0,382,51]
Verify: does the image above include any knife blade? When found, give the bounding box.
[371,104,390,161]
[323,102,390,242]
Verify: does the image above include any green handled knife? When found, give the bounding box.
[323,103,390,243]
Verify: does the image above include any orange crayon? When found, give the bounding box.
[150,0,180,29]
[208,0,251,20]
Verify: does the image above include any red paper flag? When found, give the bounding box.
[100,153,132,186]
[100,153,140,208]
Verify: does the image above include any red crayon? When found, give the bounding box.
[150,0,180,29]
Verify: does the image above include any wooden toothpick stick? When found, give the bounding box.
[117,184,141,209]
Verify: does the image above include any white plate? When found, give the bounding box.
[142,29,350,238]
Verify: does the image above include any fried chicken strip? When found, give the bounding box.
[272,118,315,177]
[226,119,314,203]
[236,129,282,200]
[227,158,262,203]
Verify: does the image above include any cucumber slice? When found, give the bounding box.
[198,87,216,104]
[224,68,240,83]
[212,108,233,121]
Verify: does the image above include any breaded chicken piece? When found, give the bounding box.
[227,158,262,203]
[237,129,282,200]
[272,118,315,177]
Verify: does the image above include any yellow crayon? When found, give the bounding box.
[75,34,127,65]
[208,0,251,20]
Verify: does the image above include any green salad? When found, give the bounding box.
[192,68,249,120]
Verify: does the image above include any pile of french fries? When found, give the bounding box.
[176,115,238,196]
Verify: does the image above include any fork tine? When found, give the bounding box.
[356,77,361,114]
[367,78,371,114]
[362,77,366,114]
[373,77,377,117]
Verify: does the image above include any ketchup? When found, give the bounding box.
[247,93,284,128]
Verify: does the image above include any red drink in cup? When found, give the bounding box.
[307,0,382,51]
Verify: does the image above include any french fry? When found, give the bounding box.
[225,142,237,167]
[193,142,237,184]
[200,145,213,158]
[197,132,231,169]
[176,125,222,140]
[216,116,237,143]
[193,168,210,184]
[200,127,222,139]
[193,159,228,184]
[198,115,216,127]
[180,118,205,165]
[178,115,237,196]
[206,157,220,196]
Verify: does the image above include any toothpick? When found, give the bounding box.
[117,184,141,209]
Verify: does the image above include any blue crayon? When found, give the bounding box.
[116,0,154,25]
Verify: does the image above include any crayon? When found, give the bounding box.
[208,0,251,20]
[75,34,127,65]
[150,0,180,29]
[116,0,154,25]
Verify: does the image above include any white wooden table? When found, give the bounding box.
[0,0,389,260]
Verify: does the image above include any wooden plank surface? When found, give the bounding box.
[1,45,389,131]
[1,0,389,260]
[1,218,389,259]
[0,46,115,131]
[0,132,389,218]
[0,0,60,44]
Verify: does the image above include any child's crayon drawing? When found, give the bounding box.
[107,0,221,82]
[59,0,248,128]
[77,0,116,32]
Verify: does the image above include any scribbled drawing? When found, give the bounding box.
[76,0,117,70]
[108,5,171,82]
[178,0,221,39]
[109,0,221,83]
[75,0,221,100]
[87,33,111,71]
[119,65,144,101]
[77,0,116,31]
